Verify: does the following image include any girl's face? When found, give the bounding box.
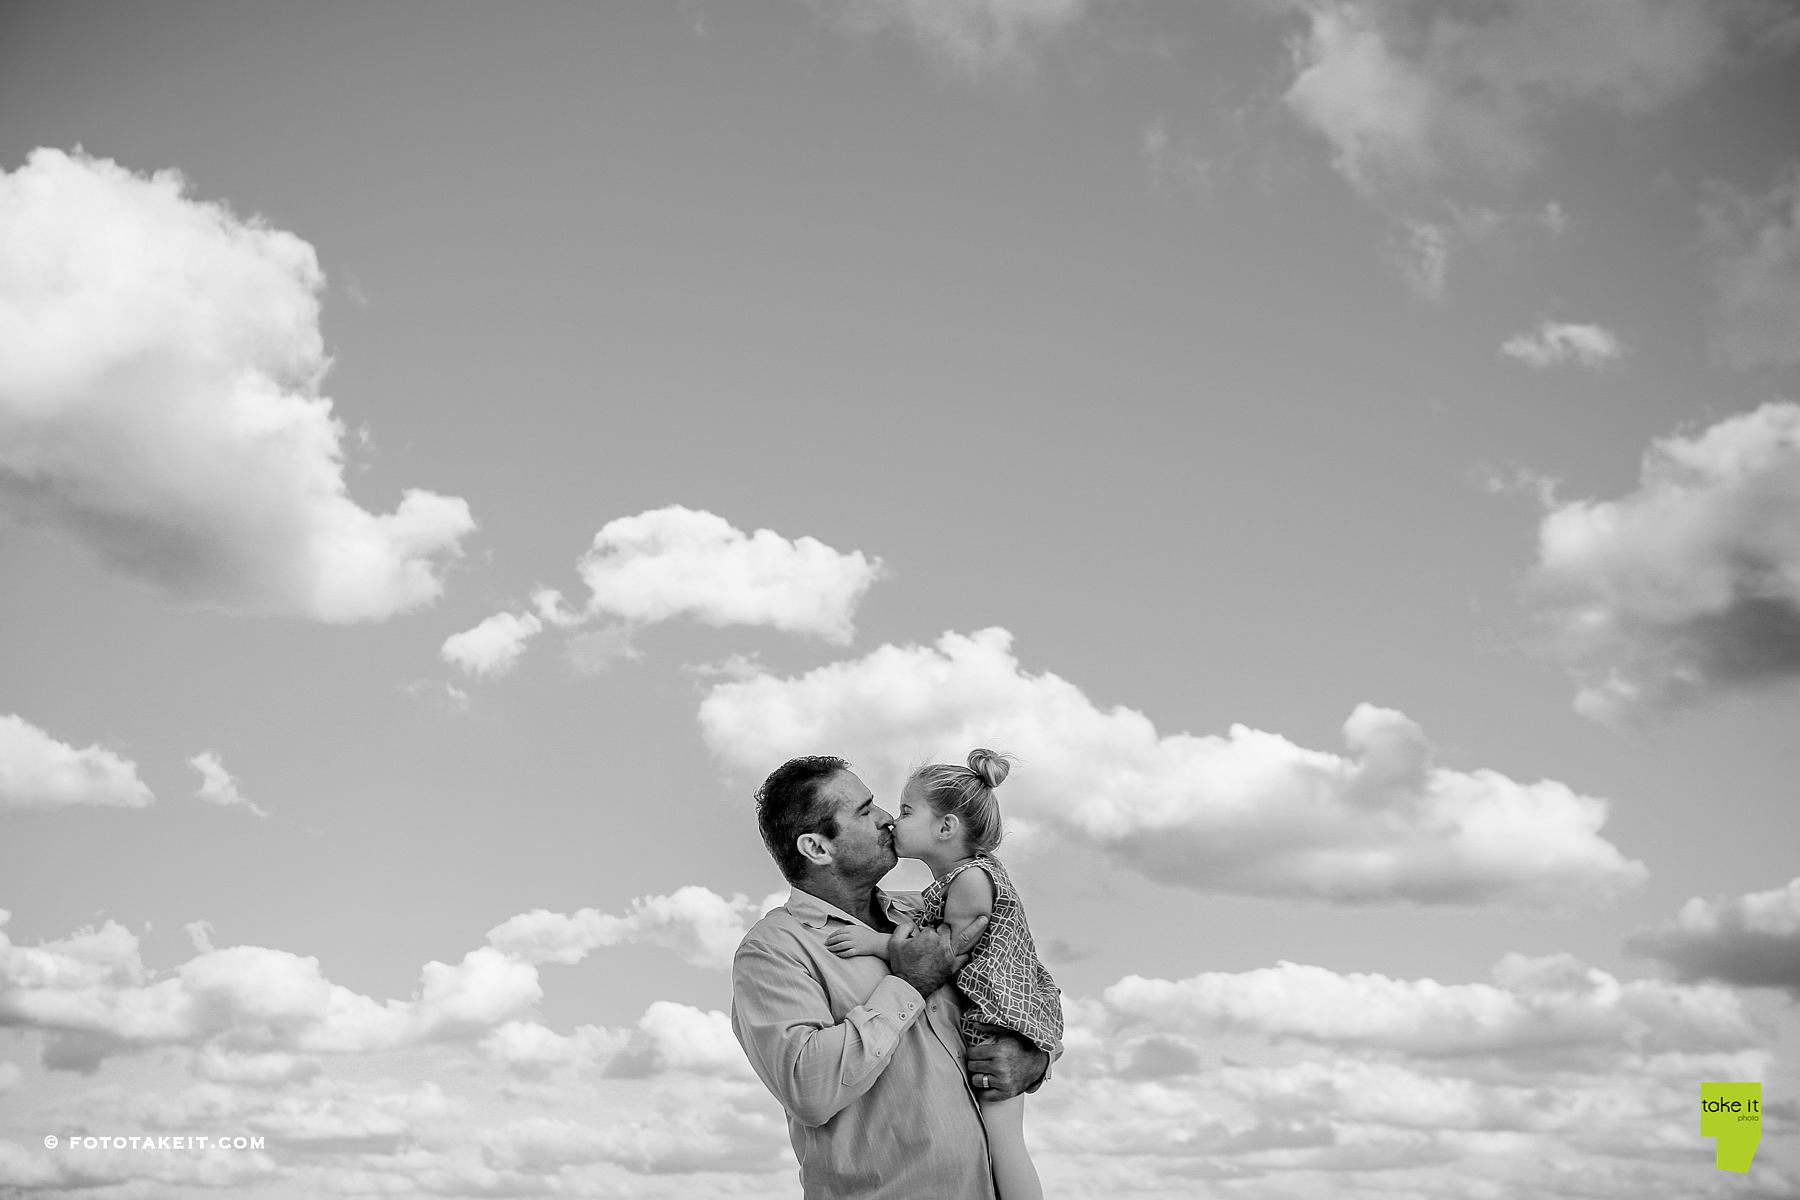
[890,778,944,859]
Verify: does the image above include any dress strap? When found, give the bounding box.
[940,855,995,889]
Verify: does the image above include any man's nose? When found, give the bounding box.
[874,807,894,827]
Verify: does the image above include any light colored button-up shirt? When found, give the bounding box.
[731,886,995,1200]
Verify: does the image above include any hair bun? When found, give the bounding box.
[967,748,1013,788]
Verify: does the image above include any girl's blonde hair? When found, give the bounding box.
[907,748,1014,856]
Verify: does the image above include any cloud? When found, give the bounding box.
[486,887,780,970]
[0,713,153,810]
[1528,401,1800,720]
[1142,121,1215,197]
[472,1082,790,1176]
[192,1045,323,1087]
[821,0,1089,76]
[450,507,880,679]
[1035,951,1772,1196]
[1280,1,1735,297]
[578,507,880,643]
[1705,161,1800,370]
[604,1003,756,1080]
[185,919,216,953]
[0,148,473,622]
[440,611,544,677]
[1628,875,1800,997]
[188,750,269,817]
[698,628,1646,907]
[1086,952,1753,1062]
[1283,0,1723,201]
[0,909,541,1071]
[0,904,1786,1196]
[566,624,640,674]
[479,1019,628,1080]
[1502,321,1625,369]
[1397,218,1452,299]
[0,900,810,1195]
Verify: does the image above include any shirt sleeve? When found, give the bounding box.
[731,934,926,1128]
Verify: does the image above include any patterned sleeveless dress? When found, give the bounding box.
[919,854,1063,1054]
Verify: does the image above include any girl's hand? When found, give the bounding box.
[825,926,890,959]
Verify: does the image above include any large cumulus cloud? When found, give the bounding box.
[0,909,539,1073]
[0,900,793,1194]
[8,941,1771,1196]
[0,888,774,1077]
[1529,401,1800,720]
[698,628,1645,907]
[1035,951,1775,1198]
[0,148,472,621]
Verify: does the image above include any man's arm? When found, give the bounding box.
[730,919,990,1128]
[731,934,927,1128]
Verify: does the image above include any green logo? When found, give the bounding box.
[1700,1082,1761,1172]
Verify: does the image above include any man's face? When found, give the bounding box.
[814,770,896,882]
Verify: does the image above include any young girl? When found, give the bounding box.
[826,749,1061,1200]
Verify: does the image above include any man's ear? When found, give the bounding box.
[795,831,834,868]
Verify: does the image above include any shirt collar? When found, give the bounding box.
[785,884,911,930]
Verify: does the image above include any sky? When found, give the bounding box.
[2,0,1800,1196]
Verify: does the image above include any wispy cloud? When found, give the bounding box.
[0,714,152,811]
[1529,401,1800,720]
[1283,0,1722,200]
[699,628,1646,907]
[818,0,1089,76]
[1705,160,1800,370]
[188,750,269,817]
[0,149,473,622]
[486,886,782,970]
[1502,321,1625,369]
[1281,0,1725,297]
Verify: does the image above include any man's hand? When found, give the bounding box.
[888,915,988,999]
[966,1026,1049,1102]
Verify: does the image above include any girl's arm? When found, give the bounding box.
[942,864,996,948]
[825,925,892,959]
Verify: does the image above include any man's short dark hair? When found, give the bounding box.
[755,756,850,883]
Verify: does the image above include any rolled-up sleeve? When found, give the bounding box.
[732,937,925,1128]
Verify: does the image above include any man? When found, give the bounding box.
[732,755,1052,1199]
